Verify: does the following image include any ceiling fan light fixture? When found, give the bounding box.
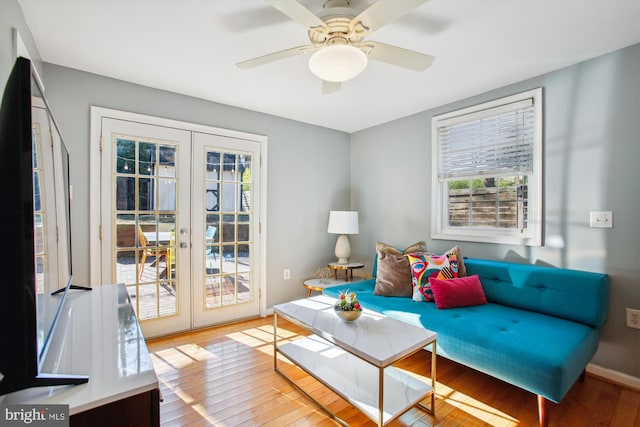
[308,45,368,83]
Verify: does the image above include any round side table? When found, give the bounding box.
[328,262,364,281]
[303,277,364,298]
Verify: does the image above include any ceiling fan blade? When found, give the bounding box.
[266,0,327,30]
[322,80,341,94]
[236,45,318,69]
[352,0,429,34]
[364,41,434,71]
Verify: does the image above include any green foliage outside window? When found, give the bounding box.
[448,179,485,190]
[448,176,524,190]
[242,167,251,191]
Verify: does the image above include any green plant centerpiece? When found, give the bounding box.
[334,290,362,321]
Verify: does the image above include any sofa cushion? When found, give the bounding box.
[437,245,467,277]
[430,275,487,309]
[372,241,426,277]
[376,240,426,256]
[373,250,413,297]
[408,252,459,302]
[464,258,610,327]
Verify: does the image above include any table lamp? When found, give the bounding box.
[327,211,359,264]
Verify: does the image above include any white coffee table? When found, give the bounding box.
[273,295,437,426]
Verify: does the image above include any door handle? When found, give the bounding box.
[180,242,188,249]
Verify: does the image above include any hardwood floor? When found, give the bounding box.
[146,316,640,427]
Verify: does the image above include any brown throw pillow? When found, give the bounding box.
[376,241,427,256]
[373,250,413,297]
[375,241,403,256]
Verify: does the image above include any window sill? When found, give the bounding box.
[432,228,541,247]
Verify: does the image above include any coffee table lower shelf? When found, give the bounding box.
[275,334,434,426]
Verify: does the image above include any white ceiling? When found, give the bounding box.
[18,0,640,133]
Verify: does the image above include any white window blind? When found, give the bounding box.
[438,98,535,181]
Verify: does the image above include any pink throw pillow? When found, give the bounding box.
[429,275,487,309]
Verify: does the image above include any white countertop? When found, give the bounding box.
[1,284,159,415]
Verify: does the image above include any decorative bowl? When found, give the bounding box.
[334,305,362,322]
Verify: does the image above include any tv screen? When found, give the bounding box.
[0,57,87,395]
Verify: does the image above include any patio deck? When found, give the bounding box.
[116,255,251,320]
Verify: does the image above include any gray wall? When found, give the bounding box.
[40,63,350,308]
[0,0,41,84]
[350,44,640,378]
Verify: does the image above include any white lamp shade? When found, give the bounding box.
[327,211,359,235]
[308,45,368,83]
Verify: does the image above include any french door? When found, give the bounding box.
[191,132,260,327]
[93,110,264,338]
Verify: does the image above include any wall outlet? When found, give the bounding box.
[590,211,613,228]
[626,308,640,329]
[283,269,290,280]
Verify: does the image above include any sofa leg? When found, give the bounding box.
[537,395,549,427]
[579,369,586,382]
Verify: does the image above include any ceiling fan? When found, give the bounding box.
[236,0,435,94]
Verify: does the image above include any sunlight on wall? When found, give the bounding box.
[543,52,618,273]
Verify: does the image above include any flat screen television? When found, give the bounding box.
[0,57,88,395]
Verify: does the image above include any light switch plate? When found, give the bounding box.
[590,211,613,228]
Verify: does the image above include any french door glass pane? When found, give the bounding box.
[203,149,253,309]
[113,137,178,320]
[238,273,251,303]
[116,139,135,173]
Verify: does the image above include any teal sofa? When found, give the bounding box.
[323,258,609,427]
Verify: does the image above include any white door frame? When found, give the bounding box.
[89,106,268,319]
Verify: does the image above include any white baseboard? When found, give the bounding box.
[587,363,640,391]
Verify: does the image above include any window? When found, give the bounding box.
[431,88,543,246]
